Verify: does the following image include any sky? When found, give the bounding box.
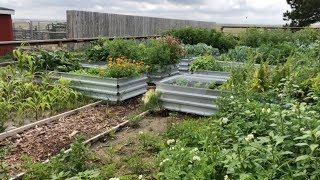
[0,0,291,25]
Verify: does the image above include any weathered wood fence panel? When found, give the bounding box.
[67,10,216,38]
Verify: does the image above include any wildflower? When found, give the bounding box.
[247,99,250,103]
[160,158,170,166]
[138,131,144,135]
[261,108,266,113]
[230,95,234,99]
[266,108,271,113]
[181,148,185,151]
[245,110,251,114]
[167,139,175,145]
[190,148,199,154]
[245,133,254,142]
[109,178,120,180]
[222,117,229,124]
[224,175,230,180]
[192,156,201,161]
[138,175,143,179]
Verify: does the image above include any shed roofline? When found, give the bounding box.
[0,8,15,15]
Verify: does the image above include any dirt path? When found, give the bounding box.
[92,112,192,178]
[0,98,141,175]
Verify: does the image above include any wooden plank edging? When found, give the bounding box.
[0,101,102,141]
[10,110,150,180]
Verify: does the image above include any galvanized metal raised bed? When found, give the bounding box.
[156,74,229,116]
[193,70,230,81]
[54,72,147,102]
[179,57,197,74]
[148,65,179,83]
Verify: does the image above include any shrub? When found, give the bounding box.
[144,36,184,72]
[86,37,143,62]
[163,27,237,52]
[190,55,224,72]
[238,28,293,47]
[184,43,219,57]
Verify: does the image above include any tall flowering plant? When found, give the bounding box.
[144,36,185,72]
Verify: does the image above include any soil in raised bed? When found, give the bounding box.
[0,98,141,176]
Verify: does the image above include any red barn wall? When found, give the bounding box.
[0,14,14,56]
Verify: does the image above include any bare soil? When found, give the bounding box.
[0,98,141,175]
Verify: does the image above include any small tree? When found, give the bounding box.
[283,0,320,27]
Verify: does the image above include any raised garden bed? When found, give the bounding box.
[148,65,179,83]
[178,57,197,74]
[156,74,229,116]
[54,72,147,102]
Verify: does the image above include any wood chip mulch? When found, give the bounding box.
[0,98,140,175]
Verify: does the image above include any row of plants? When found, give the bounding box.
[163,26,237,52]
[0,66,84,132]
[86,36,184,74]
[72,57,149,79]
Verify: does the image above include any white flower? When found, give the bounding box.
[261,108,266,113]
[224,175,230,180]
[167,139,175,145]
[247,99,250,103]
[109,178,120,180]
[169,146,175,150]
[245,133,254,142]
[230,95,234,99]
[245,110,251,114]
[138,131,144,135]
[181,148,185,151]
[266,108,271,113]
[190,148,199,154]
[160,158,170,166]
[192,156,201,161]
[300,128,305,132]
[222,117,229,124]
[138,175,143,179]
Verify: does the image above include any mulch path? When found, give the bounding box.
[0,98,140,176]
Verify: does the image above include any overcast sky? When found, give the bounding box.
[1,0,290,25]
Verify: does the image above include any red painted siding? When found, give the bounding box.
[0,14,14,56]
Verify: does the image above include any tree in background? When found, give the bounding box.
[284,0,320,27]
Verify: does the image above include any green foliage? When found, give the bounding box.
[142,90,162,112]
[72,57,148,78]
[190,55,224,72]
[163,27,237,52]
[86,37,143,62]
[14,48,81,73]
[0,66,82,131]
[184,43,219,57]
[284,0,320,27]
[86,37,110,62]
[144,36,184,72]
[23,138,97,180]
[238,28,293,47]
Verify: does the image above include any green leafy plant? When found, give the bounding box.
[190,55,224,72]
[144,36,184,72]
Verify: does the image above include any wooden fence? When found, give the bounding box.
[67,10,216,38]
